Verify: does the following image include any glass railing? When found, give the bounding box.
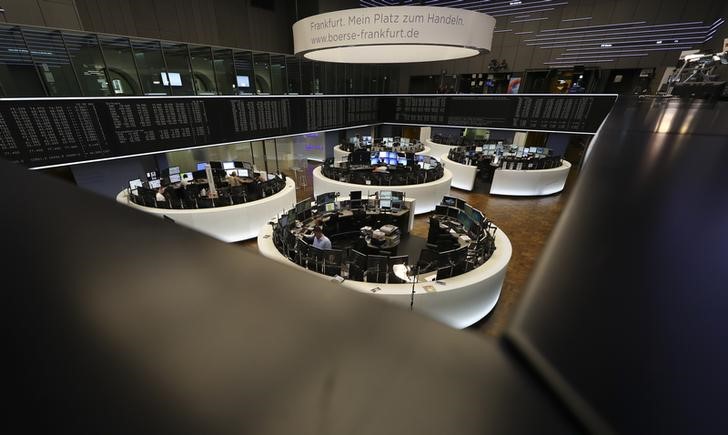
[0,23,400,98]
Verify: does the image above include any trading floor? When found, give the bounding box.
[237,160,574,336]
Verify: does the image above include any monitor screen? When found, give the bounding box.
[392,191,404,201]
[325,203,336,212]
[182,172,193,181]
[238,169,249,178]
[442,196,458,207]
[167,166,180,175]
[475,146,483,152]
[379,191,392,200]
[397,157,407,166]
[278,215,289,229]
[196,162,207,171]
[209,161,223,170]
[129,179,143,190]
[148,179,161,189]
[161,72,182,87]
[226,169,238,176]
[287,208,296,223]
[316,192,335,204]
[379,151,388,159]
[379,199,391,209]
[169,174,181,183]
[236,75,250,87]
[388,158,397,165]
[423,163,431,170]
[371,158,380,165]
[350,191,362,200]
[233,160,244,168]
[223,161,235,169]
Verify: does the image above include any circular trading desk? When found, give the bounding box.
[424,139,459,162]
[440,153,478,191]
[490,160,572,196]
[117,178,296,242]
[313,165,452,214]
[258,221,511,329]
[334,144,431,164]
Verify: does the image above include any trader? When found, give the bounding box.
[226,171,243,187]
[311,225,332,250]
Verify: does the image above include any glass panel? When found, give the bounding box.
[131,39,169,95]
[335,63,346,94]
[161,42,194,96]
[270,54,285,95]
[22,28,81,96]
[324,63,336,94]
[251,140,267,173]
[0,25,46,96]
[312,61,324,94]
[253,52,271,94]
[188,45,217,95]
[275,136,295,177]
[285,56,300,94]
[233,50,255,95]
[212,48,235,95]
[264,139,278,173]
[98,36,141,95]
[301,58,313,94]
[63,32,110,96]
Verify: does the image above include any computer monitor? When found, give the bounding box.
[278,215,289,229]
[129,179,143,190]
[233,161,244,168]
[388,158,397,166]
[435,205,449,216]
[475,146,483,152]
[350,199,362,209]
[167,166,180,175]
[350,191,362,200]
[442,196,458,208]
[325,202,336,212]
[148,179,161,189]
[223,161,235,170]
[379,191,392,200]
[196,162,207,171]
[371,157,380,165]
[379,151,388,159]
[236,75,250,87]
[447,206,460,219]
[238,169,249,178]
[423,163,431,170]
[209,161,223,170]
[392,191,404,201]
[181,172,193,181]
[316,192,336,205]
[169,174,181,183]
[379,199,391,209]
[397,157,407,166]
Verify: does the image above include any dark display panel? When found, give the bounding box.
[0,94,614,168]
[380,95,616,133]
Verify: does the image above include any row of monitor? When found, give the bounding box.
[195,161,253,171]
[130,161,255,191]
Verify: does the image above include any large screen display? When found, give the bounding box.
[0,94,614,168]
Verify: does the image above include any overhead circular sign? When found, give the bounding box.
[293,6,495,63]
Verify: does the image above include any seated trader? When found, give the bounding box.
[180,173,190,187]
[311,225,332,250]
[226,171,243,187]
[155,186,167,202]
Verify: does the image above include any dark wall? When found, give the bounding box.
[71,155,159,199]
[397,0,728,92]
[0,0,82,29]
[74,0,297,53]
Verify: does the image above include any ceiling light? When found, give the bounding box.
[293,6,495,63]
[656,40,663,44]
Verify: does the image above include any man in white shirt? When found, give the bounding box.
[155,187,166,202]
[311,226,332,250]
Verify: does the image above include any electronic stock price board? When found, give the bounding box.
[0,94,615,168]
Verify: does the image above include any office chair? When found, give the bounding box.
[197,198,214,208]
[155,199,170,209]
[213,196,232,207]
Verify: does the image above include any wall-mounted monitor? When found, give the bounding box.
[236,75,250,87]
[169,174,181,183]
[223,161,235,169]
[161,72,182,87]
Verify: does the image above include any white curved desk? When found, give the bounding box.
[424,139,459,162]
[490,160,571,196]
[440,154,478,191]
[257,223,511,329]
[312,166,452,214]
[116,178,297,242]
[333,144,431,166]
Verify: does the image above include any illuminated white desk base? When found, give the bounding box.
[312,166,452,215]
[424,139,459,162]
[258,223,511,329]
[440,154,478,191]
[116,178,297,242]
[490,160,571,196]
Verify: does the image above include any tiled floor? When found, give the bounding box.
[237,161,577,337]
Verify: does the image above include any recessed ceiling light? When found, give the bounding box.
[656,40,663,44]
